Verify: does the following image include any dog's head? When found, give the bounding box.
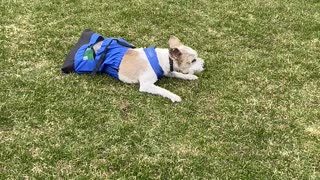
[169,36,205,74]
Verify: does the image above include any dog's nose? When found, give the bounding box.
[202,62,206,68]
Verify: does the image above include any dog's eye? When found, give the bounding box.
[192,59,197,63]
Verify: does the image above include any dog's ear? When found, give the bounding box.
[169,36,182,48]
[169,48,182,60]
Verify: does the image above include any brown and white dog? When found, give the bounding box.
[93,36,205,102]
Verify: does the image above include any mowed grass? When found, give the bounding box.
[1,0,320,179]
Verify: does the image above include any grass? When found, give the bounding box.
[1,0,320,179]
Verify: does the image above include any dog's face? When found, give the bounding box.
[169,36,205,74]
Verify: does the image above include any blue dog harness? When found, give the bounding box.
[144,46,164,79]
[74,32,164,80]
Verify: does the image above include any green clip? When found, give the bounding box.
[83,47,95,61]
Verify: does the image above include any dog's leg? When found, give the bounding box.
[166,72,198,80]
[139,83,182,102]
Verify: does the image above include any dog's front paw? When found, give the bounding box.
[170,94,182,103]
[185,74,198,80]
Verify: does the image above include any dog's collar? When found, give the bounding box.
[169,57,174,72]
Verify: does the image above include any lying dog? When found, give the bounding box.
[92,36,205,102]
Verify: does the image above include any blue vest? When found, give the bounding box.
[74,33,163,79]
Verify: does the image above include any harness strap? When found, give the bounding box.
[91,39,135,76]
[144,47,163,79]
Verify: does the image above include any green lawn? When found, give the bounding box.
[1,0,320,179]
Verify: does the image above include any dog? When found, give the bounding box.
[92,36,205,102]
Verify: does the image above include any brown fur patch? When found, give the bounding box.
[169,48,183,65]
[118,49,148,82]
